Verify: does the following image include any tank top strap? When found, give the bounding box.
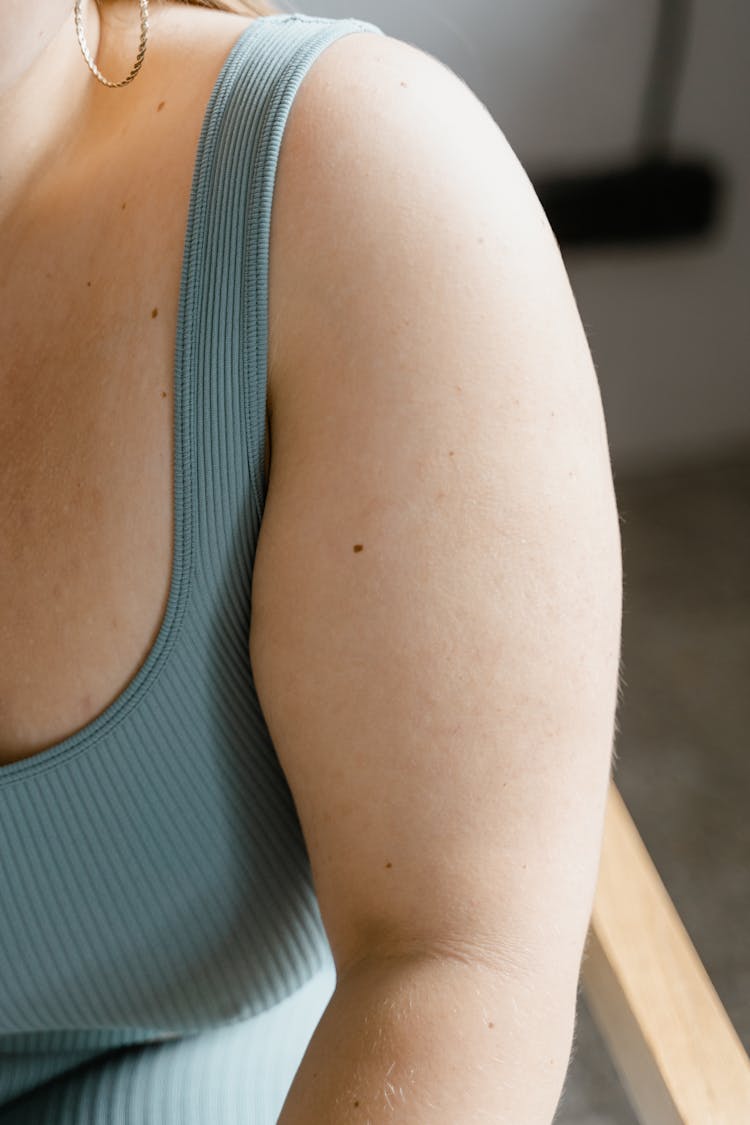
[188,13,387,597]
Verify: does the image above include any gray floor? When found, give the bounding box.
[554,443,750,1124]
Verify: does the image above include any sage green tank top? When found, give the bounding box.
[0,13,385,1122]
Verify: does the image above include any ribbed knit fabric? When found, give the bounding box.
[0,12,385,1122]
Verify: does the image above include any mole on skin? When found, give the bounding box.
[353,544,364,553]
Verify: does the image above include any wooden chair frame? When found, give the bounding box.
[580,782,750,1124]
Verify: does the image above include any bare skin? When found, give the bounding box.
[0,1,274,763]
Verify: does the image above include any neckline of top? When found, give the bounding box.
[0,15,284,788]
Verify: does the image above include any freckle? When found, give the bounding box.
[353,1101,360,1108]
[353,543,364,553]
[400,81,408,88]
[385,862,392,869]
[488,1021,495,1029]
[151,307,158,318]
[456,385,462,392]
[86,280,92,287]
[157,100,166,111]
[449,451,454,456]
[161,390,168,398]
[121,201,127,210]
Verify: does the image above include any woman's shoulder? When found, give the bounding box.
[261,19,529,411]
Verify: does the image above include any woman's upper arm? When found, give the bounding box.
[250,31,623,988]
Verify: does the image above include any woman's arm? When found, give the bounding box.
[279,948,574,1124]
[252,30,623,1122]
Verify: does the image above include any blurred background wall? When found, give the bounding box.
[305,0,749,477]
[292,3,750,1122]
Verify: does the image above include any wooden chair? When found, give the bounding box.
[580,782,750,1124]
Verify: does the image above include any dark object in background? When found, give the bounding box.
[530,0,726,249]
[533,155,723,247]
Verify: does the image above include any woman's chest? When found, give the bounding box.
[0,16,285,768]
[0,195,185,765]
